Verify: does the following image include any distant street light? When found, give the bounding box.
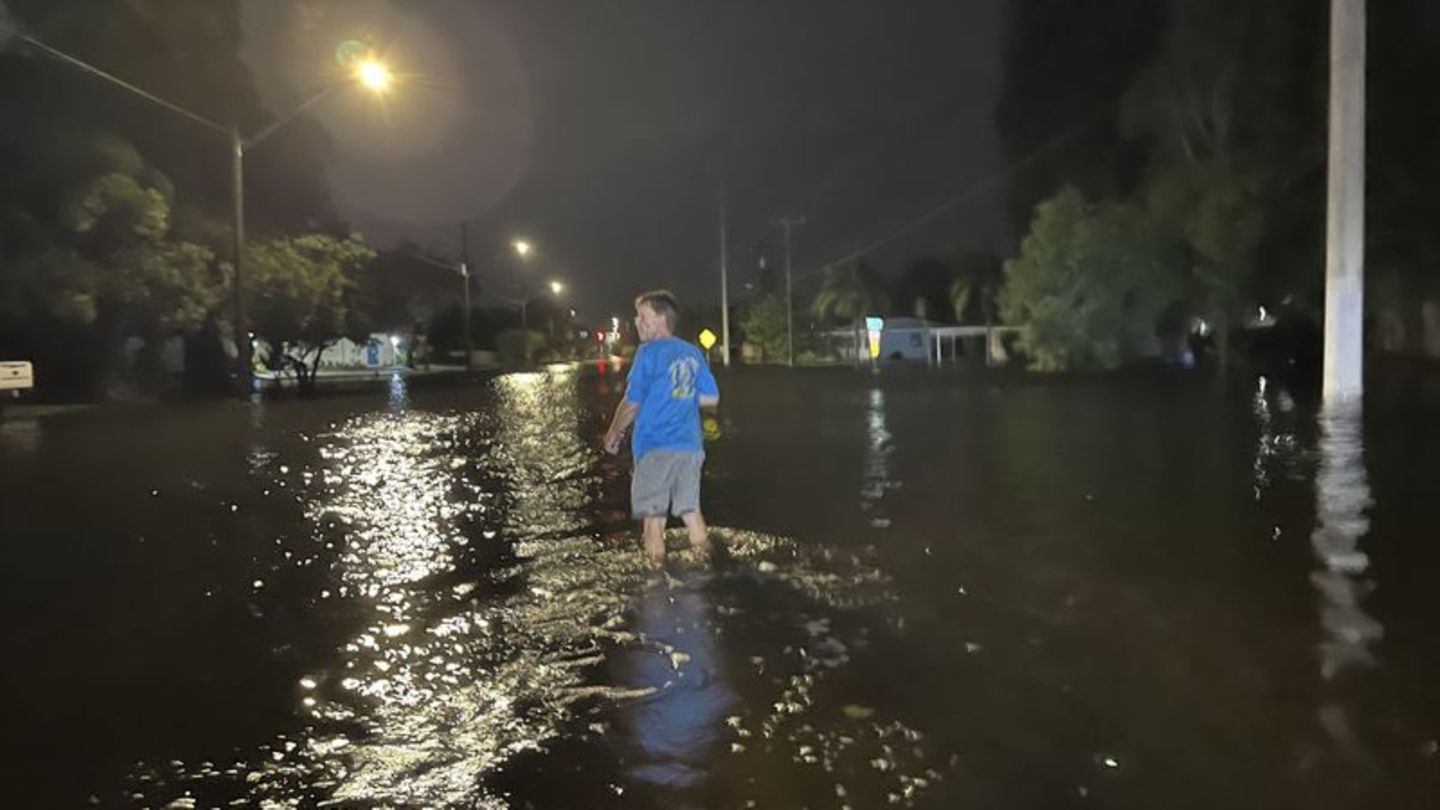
[2,22,394,393]
[460,235,533,369]
[515,277,566,333]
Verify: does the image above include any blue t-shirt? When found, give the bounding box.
[625,336,719,459]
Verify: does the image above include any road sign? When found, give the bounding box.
[698,328,717,350]
[865,316,883,359]
[0,361,34,391]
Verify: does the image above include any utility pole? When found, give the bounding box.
[231,127,248,389]
[771,214,806,366]
[718,180,731,367]
[460,222,473,371]
[1323,0,1365,405]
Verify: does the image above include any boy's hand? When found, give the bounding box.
[603,430,622,455]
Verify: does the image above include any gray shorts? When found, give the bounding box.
[632,449,705,519]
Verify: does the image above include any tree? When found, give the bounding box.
[1001,187,1179,371]
[1116,0,1313,364]
[0,132,222,393]
[812,261,889,366]
[890,257,956,322]
[1365,1,1440,355]
[996,0,1167,231]
[0,3,338,396]
[2,0,334,233]
[1142,158,1267,362]
[246,233,374,391]
[739,292,789,364]
[948,251,1003,327]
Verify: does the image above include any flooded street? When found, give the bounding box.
[3,365,1439,808]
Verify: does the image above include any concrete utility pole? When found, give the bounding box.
[771,214,806,366]
[718,180,731,367]
[1323,0,1366,405]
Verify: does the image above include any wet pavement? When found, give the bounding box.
[2,363,1439,808]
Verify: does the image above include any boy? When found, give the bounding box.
[603,290,719,560]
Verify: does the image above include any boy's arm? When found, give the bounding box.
[606,348,647,454]
[604,397,639,454]
[697,354,719,408]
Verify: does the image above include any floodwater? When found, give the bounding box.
[2,364,1438,808]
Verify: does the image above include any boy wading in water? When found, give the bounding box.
[604,290,719,561]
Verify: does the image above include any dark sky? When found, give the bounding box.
[242,0,1009,321]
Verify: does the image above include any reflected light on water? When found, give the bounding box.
[388,371,409,413]
[1251,375,1299,501]
[119,371,947,807]
[1310,402,1383,751]
[860,387,897,528]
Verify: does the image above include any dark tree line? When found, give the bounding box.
[993,0,1440,369]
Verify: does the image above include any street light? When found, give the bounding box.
[355,58,394,94]
[517,277,565,333]
[460,236,533,369]
[230,58,393,389]
[3,21,394,393]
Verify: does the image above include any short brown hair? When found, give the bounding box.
[634,289,679,329]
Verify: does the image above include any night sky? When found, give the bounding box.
[242,0,1009,319]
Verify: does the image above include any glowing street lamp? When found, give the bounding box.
[550,280,565,296]
[0,25,398,392]
[354,58,394,93]
[459,234,534,367]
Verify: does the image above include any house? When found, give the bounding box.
[821,317,1024,366]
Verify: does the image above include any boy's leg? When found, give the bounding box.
[680,509,709,555]
[633,451,674,561]
[672,450,709,553]
[642,515,668,561]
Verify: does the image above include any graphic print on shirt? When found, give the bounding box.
[668,355,699,399]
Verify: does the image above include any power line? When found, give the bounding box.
[795,94,1121,281]
[725,4,1160,285]
[0,20,230,136]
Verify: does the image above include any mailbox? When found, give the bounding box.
[0,361,34,392]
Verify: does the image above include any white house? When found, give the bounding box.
[822,317,1023,366]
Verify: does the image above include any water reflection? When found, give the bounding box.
[388,371,409,413]
[1251,375,1298,501]
[617,570,737,787]
[860,386,898,528]
[0,415,41,454]
[116,371,947,807]
[1310,402,1383,752]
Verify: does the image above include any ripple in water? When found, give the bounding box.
[118,373,945,808]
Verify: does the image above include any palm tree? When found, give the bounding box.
[812,261,889,364]
[948,252,1001,327]
[949,252,1002,364]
